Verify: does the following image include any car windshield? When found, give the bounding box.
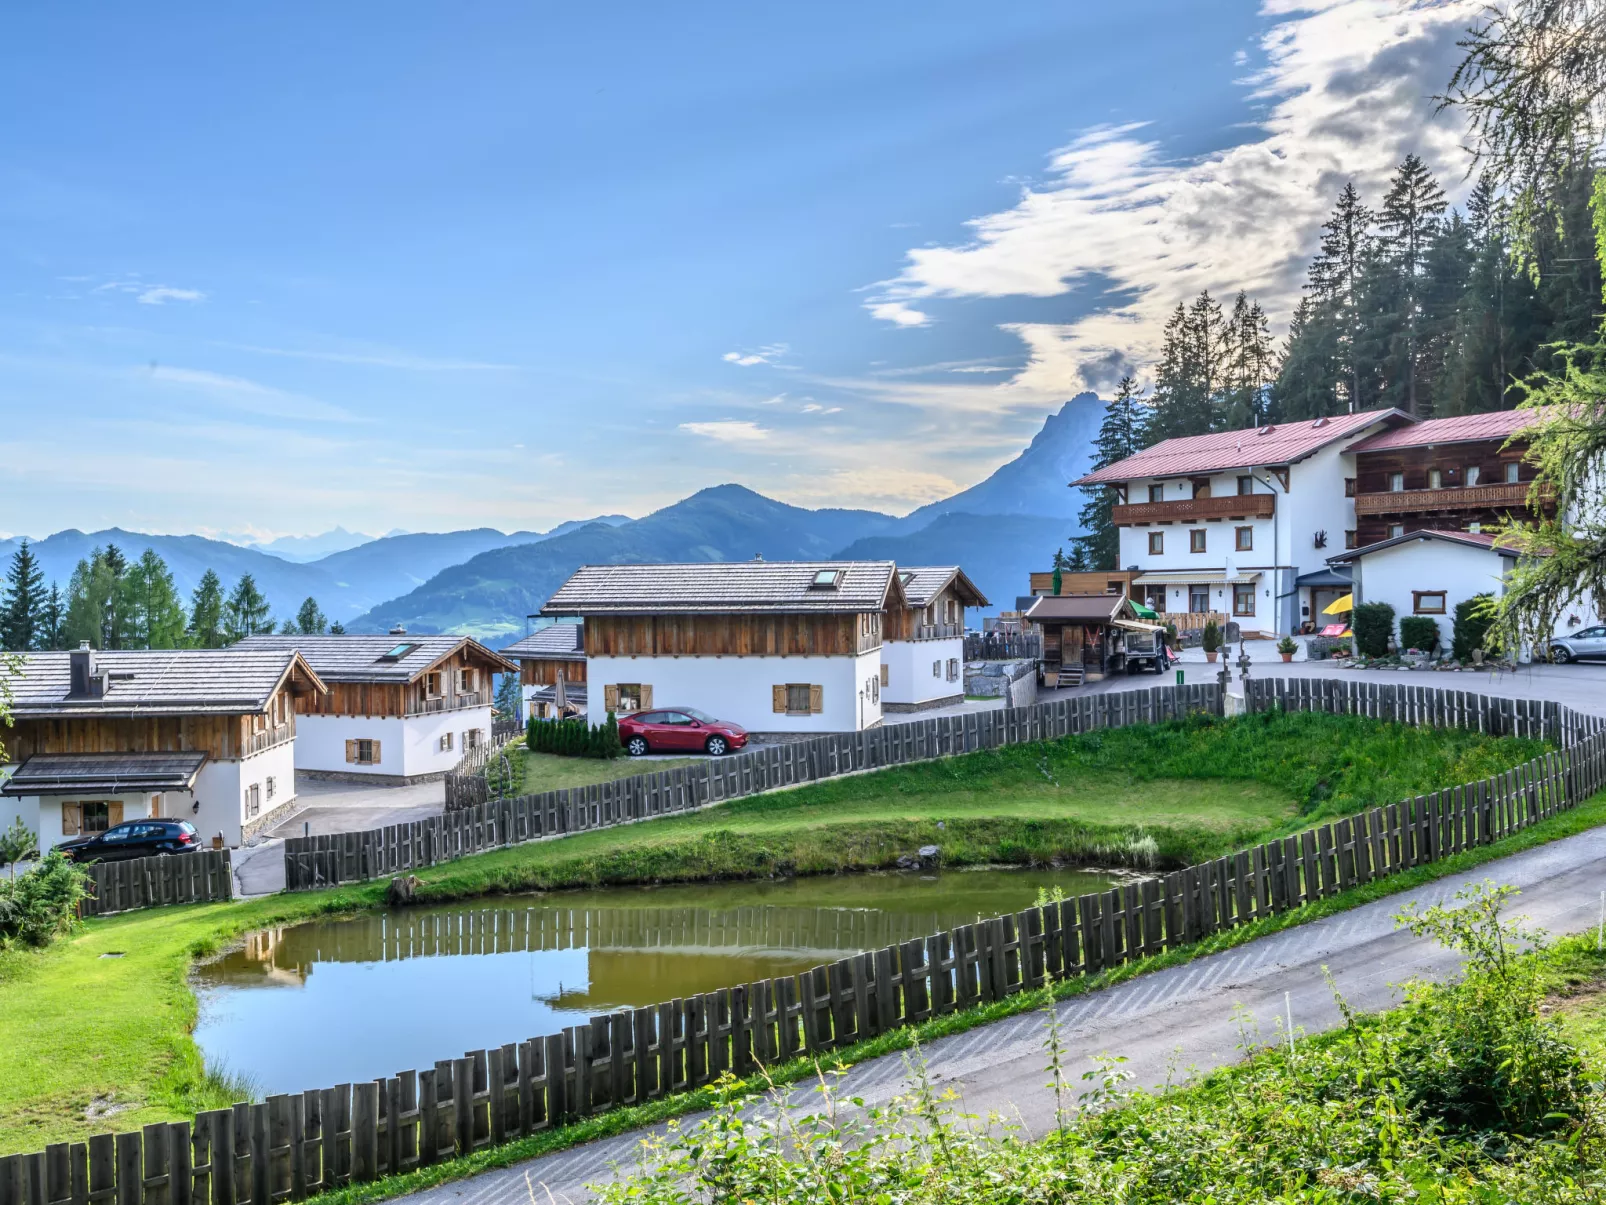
[679,708,720,724]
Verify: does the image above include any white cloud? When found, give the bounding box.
[138,286,205,305]
[866,301,931,328]
[866,0,1482,394]
[721,342,791,367]
[801,403,822,413]
[678,419,770,444]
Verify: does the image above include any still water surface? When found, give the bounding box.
[194,866,1123,1095]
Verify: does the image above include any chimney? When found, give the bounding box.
[70,642,106,698]
[752,553,763,561]
[389,624,407,636]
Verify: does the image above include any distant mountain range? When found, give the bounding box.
[5,394,1102,640]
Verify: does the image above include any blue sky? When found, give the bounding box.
[0,1,1481,540]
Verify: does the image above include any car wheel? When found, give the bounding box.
[1552,646,1573,664]
[626,736,649,756]
[705,735,729,757]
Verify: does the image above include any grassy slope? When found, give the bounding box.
[0,712,1547,1152]
[487,748,698,797]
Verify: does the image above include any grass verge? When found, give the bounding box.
[291,788,1606,1205]
[486,746,699,797]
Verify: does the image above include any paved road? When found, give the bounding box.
[396,822,1606,1205]
[233,779,446,897]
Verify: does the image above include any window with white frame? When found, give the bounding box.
[1504,462,1519,483]
[946,658,960,682]
[246,783,261,818]
[265,776,276,802]
[932,660,941,678]
[440,731,454,752]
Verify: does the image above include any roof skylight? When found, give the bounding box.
[379,642,420,661]
[810,569,843,590]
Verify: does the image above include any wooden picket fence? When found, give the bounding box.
[5,680,1602,1204]
[78,850,233,918]
[292,684,1225,889]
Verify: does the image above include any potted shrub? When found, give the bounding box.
[1201,619,1221,663]
[1276,635,1297,662]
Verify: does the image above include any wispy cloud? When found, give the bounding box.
[224,342,517,371]
[865,0,1482,393]
[138,286,205,305]
[678,419,770,444]
[143,364,358,423]
[866,301,930,328]
[721,342,790,367]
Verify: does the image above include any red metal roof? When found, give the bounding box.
[1345,408,1540,452]
[1073,409,1407,485]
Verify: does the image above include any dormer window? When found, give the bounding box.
[810,569,843,590]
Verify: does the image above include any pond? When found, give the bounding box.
[194,866,1126,1096]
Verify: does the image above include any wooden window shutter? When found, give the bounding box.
[639,684,653,709]
[604,684,620,711]
[880,664,889,687]
[371,740,381,764]
[345,739,357,764]
[62,804,80,836]
[809,685,823,714]
[108,802,123,826]
[772,685,787,713]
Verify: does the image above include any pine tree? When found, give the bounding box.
[121,549,186,649]
[295,597,328,635]
[1371,155,1449,416]
[1,540,45,650]
[1272,297,1344,419]
[224,574,272,641]
[1148,294,1227,440]
[1307,183,1375,411]
[37,584,64,651]
[1070,376,1149,571]
[328,620,346,635]
[1220,292,1276,429]
[62,548,123,649]
[188,570,226,648]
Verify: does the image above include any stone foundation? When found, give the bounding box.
[240,795,300,844]
[299,767,446,787]
[882,693,963,714]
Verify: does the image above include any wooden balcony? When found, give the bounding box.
[1112,493,1275,526]
[406,691,486,717]
[1353,481,1547,516]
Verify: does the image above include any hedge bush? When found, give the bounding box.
[1399,615,1440,652]
[526,711,622,759]
[1453,593,1496,660]
[0,852,90,948]
[1351,601,1395,657]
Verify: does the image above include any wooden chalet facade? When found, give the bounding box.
[238,633,515,784]
[542,561,905,733]
[883,567,988,712]
[1344,409,1552,546]
[0,644,326,851]
[502,624,588,721]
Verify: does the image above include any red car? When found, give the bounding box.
[619,707,748,756]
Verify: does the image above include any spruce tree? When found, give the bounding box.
[1220,292,1276,429]
[1,540,44,650]
[1307,183,1375,411]
[62,548,123,649]
[1070,376,1149,571]
[121,549,186,649]
[37,584,64,651]
[1148,294,1226,440]
[188,569,226,648]
[224,574,272,641]
[1373,155,1449,416]
[295,596,328,635]
[328,620,347,635]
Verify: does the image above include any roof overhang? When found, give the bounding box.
[1132,570,1263,585]
[1327,531,1528,563]
[1,751,208,796]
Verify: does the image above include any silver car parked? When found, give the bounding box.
[1550,625,1606,663]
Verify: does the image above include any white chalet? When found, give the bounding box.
[541,560,907,733]
[1072,409,1409,635]
[237,634,516,783]
[0,643,326,853]
[883,566,989,711]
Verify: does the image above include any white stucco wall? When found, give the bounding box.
[586,650,885,732]
[1349,538,1513,649]
[883,637,964,706]
[290,710,491,778]
[403,706,492,777]
[237,741,299,833]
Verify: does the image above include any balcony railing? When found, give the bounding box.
[243,724,295,756]
[1354,481,1549,516]
[406,691,486,717]
[1112,493,1276,525]
[907,623,963,640]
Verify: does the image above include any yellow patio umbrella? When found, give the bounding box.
[1323,592,1354,615]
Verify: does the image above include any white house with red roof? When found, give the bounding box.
[1072,408,1409,636]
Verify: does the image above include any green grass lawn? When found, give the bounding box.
[485,746,699,797]
[0,710,1550,1154]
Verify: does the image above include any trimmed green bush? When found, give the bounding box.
[525,711,623,760]
[0,852,90,948]
[1453,593,1496,660]
[1200,619,1221,653]
[1399,615,1440,652]
[1351,601,1395,657]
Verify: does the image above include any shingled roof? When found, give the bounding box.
[2,648,324,718]
[895,566,991,609]
[1327,528,1528,563]
[542,561,902,616]
[1344,408,1542,452]
[237,634,515,682]
[1,751,209,796]
[502,624,585,660]
[1073,409,1409,485]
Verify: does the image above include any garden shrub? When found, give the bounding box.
[1200,619,1220,653]
[1399,615,1440,652]
[0,852,90,948]
[1453,593,1496,660]
[1351,601,1395,656]
[526,711,622,759]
